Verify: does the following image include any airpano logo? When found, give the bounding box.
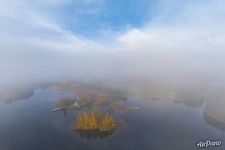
[197,140,222,148]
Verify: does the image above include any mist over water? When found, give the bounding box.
[0,0,225,149]
[0,0,225,89]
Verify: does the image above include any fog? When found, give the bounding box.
[0,0,225,89]
[1,1,225,149]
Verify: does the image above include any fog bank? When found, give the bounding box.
[0,0,225,89]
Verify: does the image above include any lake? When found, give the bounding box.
[0,87,225,150]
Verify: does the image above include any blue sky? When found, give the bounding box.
[1,0,224,40]
[18,0,222,40]
[26,0,158,39]
[0,0,225,85]
[58,0,155,38]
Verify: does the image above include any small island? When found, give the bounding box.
[74,108,116,131]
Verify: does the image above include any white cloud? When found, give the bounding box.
[0,0,225,87]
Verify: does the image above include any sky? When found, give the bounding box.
[0,0,225,87]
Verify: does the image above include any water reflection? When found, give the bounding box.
[49,81,225,132]
[0,87,225,150]
[204,112,225,131]
[76,129,115,139]
[1,80,225,138]
[50,83,133,139]
[202,87,225,131]
[59,109,68,116]
[0,87,34,104]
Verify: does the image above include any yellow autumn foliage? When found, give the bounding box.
[75,108,116,131]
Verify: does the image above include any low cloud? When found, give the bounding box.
[0,0,225,88]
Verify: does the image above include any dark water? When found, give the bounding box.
[0,89,225,150]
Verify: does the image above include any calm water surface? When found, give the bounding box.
[0,89,224,150]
